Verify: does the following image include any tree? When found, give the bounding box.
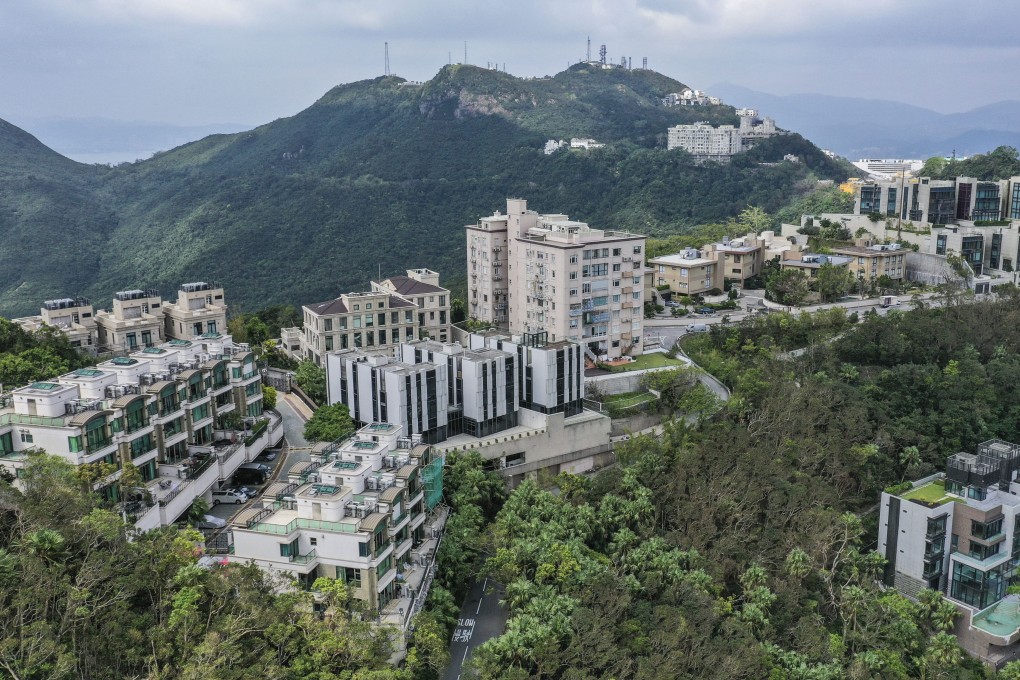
[244,317,270,346]
[737,206,772,233]
[303,403,355,443]
[262,385,277,410]
[294,360,327,405]
[920,156,947,178]
[766,268,810,306]
[815,264,855,303]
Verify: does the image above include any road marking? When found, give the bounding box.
[463,647,469,662]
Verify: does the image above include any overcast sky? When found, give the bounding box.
[2,0,1018,127]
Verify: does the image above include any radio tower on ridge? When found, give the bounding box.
[384,42,390,76]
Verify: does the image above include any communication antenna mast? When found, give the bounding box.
[587,36,591,62]
[599,44,607,65]
[642,56,647,69]
[384,43,390,76]
[464,41,468,65]
[628,57,632,70]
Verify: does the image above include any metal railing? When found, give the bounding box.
[290,549,317,564]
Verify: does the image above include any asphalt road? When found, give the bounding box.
[276,394,311,449]
[442,579,508,680]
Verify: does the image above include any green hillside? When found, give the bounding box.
[0,64,850,317]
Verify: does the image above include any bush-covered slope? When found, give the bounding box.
[0,65,850,317]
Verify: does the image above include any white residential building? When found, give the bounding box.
[324,332,606,481]
[229,422,446,625]
[666,122,742,160]
[94,289,166,352]
[163,281,227,341]
[0,334,281,532]
[466,199,646,360]
[880,440,1020,667]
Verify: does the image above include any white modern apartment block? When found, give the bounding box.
[0,334,281,531]
[94,289,166,352]
[666,122,741,160]
[290,271,451,366]
[466,199,646,361]
[163,281,227,341]
[11,297,98,352]
[325,331,606,481]
[229,422,445,624]
[880,441,1020,667]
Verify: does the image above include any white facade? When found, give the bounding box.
[326,332,586,442]
[666,122,742,159]
[0,333,281,531]
[229,422,442,621]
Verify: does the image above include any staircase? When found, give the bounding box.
[584,346,599,363]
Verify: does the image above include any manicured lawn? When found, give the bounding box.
[604,353,685,373]
[901,480,955,505]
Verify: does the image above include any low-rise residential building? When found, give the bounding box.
[163,281,227,341]
[854,175,1020,225]
[371,269,451,344]
[95,289,165,352]
[650,249,719,296]
[649,231,801,298]
[289,271,451,366]
[229,422,446,626]
[0,334,281,532]
[831,242,907,282]
[780,253,853,278]
[11,297,98,352]
[880,440,1020,667]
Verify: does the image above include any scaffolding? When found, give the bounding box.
[422,455,444,510]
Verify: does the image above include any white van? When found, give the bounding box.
[211,489,247,505]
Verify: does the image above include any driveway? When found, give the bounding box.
[442,578,508,680]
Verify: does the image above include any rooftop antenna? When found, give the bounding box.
[384,42,390,76]
[599,44,607,65]
[587,36,591,62]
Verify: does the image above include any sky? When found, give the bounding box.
[2,0,1019,129]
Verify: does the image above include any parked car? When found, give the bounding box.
[696,307,714,315]
[211,489,247,505]
[257,450,279,462]
[665,301,681,308]
[197,514,227,529]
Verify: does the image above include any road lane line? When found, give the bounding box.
[463,647,469,662]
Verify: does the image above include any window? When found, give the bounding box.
[324,319,333,331]
[353,304,360,311]
[192,322,203,336]
[569,271,577,280]
[366,303,372,310]
[325,336,334,351]
[612,248,621,256]
[972,517,1004,540]
[279,538,299,558]
[633,246,642,254]
[141,330,152,347]
[569,255,578,264]
[310,537,317,546]
[19,430,32,443]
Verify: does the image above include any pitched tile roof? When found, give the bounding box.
[380,275,445,296]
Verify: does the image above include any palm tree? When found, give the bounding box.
[930,599,958,632]
[21,528,66,563]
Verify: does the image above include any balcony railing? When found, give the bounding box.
[290,549,317,564]
[0,413,67,427]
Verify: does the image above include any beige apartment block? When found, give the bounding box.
[300,291,419,366]
[95,289,165,352]
[466,210,512,325]
[163,282,227,341]
[371,269,451,343]
[831,242,907,282]
[650,249,719,296]
[466,199,646,360]
[12,297,98,352]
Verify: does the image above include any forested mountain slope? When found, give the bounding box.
[0,64,849,317]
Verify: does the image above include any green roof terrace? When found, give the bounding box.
[901,479,958,506]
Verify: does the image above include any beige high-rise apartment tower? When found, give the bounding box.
[466,199,646,360]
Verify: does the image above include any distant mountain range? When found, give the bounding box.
[3,117,252,164]
[708,83,1020,160]
[0,64,849,318]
